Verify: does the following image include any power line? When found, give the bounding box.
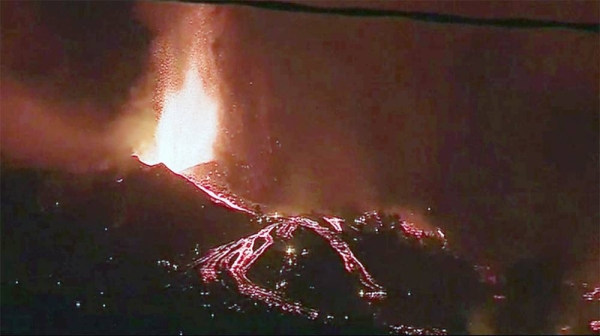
[174,0,599,33]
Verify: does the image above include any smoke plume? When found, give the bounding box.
[0,1,155,172]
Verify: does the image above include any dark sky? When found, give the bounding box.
[1,1,598,273]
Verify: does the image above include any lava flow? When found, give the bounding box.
[188,214,392,319]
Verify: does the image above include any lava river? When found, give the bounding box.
[169,164,447,321]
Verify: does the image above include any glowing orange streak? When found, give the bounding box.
[323,216,344,232]
[184,174,255,215]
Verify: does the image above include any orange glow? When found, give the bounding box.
[138,63,218,173]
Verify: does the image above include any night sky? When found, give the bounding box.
[1,0,598,275]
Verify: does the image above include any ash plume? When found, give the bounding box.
[210,8,384,213]
[0,1,154,173]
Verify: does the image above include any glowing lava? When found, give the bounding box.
[138,63,218,172]
[185,173,255,215]
[185,200,447,318]
[189,215,388,319]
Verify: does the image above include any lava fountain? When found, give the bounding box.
[137,62,218,172]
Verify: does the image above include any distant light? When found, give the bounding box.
[75,301,81,308]
[286,246,295,255]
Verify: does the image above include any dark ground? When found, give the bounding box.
[2,159,598,335]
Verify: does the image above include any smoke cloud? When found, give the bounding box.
[0,1,155,173]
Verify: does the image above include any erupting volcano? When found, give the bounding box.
[133,39,450,321]
[2,1,599,335]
